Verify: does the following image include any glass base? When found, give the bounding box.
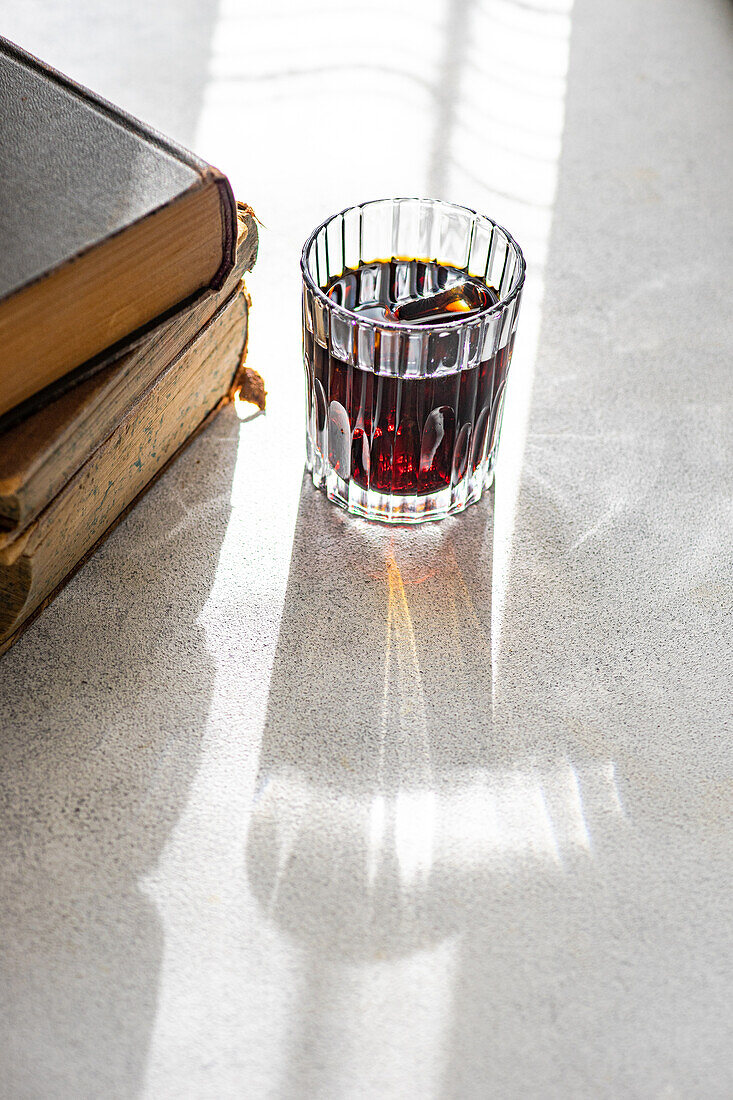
[306,455,495,524]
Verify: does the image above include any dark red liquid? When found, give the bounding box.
[304,260,513,496]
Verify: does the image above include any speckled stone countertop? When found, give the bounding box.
[1,1,731,1096]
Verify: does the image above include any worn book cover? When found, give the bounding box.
[0,34,238,420]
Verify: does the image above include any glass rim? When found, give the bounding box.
[300,196,526,335]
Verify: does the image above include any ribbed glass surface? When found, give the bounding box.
[301,198,525,523]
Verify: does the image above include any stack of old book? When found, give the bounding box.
[0,36,261,656]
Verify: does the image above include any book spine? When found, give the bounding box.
[211,172,237,290]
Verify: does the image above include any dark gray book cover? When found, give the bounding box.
[0,35,237,418]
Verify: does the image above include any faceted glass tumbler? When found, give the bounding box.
[301,198,525,524]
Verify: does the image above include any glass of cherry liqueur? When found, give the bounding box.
[301,198,525,523]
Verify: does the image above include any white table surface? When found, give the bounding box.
[1,1,732,1097]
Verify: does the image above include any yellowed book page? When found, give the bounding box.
[0,289,247,642]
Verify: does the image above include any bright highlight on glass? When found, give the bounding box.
[301,198,525,523]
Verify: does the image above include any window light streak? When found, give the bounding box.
[367,793,387,890]
[561,765,591,851]
[253,760,621,886]
[140,0,581,1090]
[440,0,577,703]
[380,553,437,891]
[382,554,431,755]
[605,761,626,817]
[444,542,491,650]
[395,789,436,890]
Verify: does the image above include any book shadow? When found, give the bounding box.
[0,408,239,1098]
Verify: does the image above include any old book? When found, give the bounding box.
[0,35,237,420]
[0,285,251,655]
[0,204,258,538]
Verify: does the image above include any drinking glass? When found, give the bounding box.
[301,198,525,523]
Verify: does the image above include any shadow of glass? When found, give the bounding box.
[245,477,641,1095]
[245,481,538,1086]
[247,476,495,951]
[0,408,240,1098]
